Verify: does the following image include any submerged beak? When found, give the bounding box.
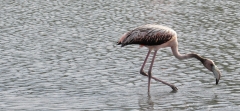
[212,64,221,85]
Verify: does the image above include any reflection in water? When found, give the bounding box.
[138,94,154,111]
[138,90,178,110]
[207,94,219,106]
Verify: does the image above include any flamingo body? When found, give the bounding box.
[117,24,221,93]
[118,25,176,48]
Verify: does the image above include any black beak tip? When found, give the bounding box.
[216,79,219,85]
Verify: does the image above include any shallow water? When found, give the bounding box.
[0,0,240,110]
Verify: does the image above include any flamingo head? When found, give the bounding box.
[203,59,221,85]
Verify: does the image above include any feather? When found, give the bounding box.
[118,25,176,47]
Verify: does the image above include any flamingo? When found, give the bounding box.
[117,24,221,92]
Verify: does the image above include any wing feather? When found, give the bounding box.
[119,25,176,47]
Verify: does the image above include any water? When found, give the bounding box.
[0,0,240,110]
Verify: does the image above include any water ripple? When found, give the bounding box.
[0,0,239,110]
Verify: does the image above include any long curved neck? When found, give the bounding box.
[171,45,205,63]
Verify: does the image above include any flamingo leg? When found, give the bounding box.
[147,50,157,92]
[140,50,151,75]
[140,50,178,91]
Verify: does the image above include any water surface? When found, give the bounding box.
[0,0,240,110]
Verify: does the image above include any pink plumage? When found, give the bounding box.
[118,24,221,93]
[117,24,176,47]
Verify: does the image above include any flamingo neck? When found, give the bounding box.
[171,45,205,63]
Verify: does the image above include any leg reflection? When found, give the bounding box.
[138,94,154,110]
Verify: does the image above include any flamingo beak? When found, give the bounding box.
[212,64,221,85]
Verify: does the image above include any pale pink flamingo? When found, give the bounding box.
[117,24,221,92]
